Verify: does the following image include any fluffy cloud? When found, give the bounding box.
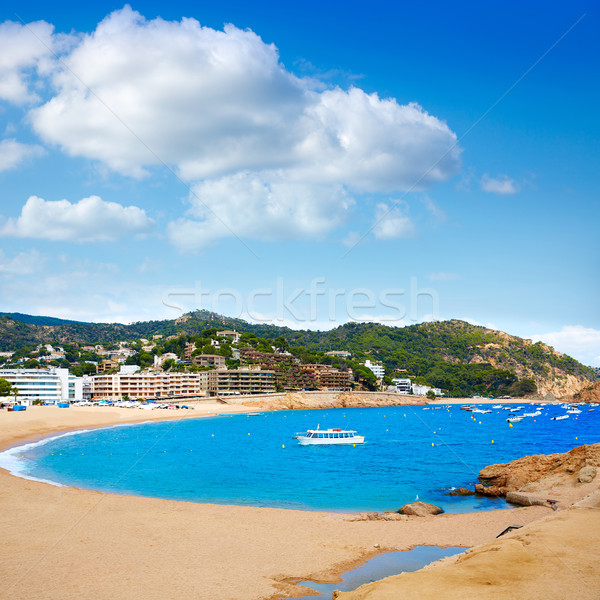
[0,20,59,104]
[0,138,45,171]
[20,7,461,247]
[372,202,416,240]
[531,325,600,367]
[30,8,460,186]
[167,172,353,250]
[480,174,518,195]
[0,195,153,242]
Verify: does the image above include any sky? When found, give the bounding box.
[0,1,598,366]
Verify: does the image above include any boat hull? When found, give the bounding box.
[297,436,365,446]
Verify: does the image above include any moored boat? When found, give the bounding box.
[295,427,365,445]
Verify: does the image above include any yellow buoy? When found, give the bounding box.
[479,421,482,425]
[491,440,494,444]
[282,444,285,449]
[509,423,513,428]
[431,442,435,446]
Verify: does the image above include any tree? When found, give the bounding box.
[0,378,11,397]
[426,389,436,399]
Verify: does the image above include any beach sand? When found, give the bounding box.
[0,404,591,600]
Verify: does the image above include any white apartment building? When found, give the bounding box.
[412,383,444,397]
[0,368,83,403]
[363,360,385,380]
[392,378,412,394]
[92,371,209,401]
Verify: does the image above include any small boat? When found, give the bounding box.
[551,415,569,421]
[507,415,523,423]
[522,411,541,417]
[295,427,364,445]
[492,405,503,409]
[460,405,474,411]
[566,409,581,414]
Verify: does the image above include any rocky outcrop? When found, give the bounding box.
[578,466,597,483]
[505,491,555,508]
[572,381,600,403]
[398,501,444,517]
[242,391,421,411]
[447,487,474,496]
[476,443,600,498]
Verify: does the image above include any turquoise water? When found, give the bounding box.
[292,546,465,599]
[6,404,599,513]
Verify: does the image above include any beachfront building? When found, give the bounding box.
[92,371,209,401]
[392,378,412,394]
[207,366,276,396]
[0,368,83,403]
[412,383,444,397]
[363,360,385,380]
[316,368,353,391]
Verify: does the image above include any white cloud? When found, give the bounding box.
[0,138,45,171]
[0,195,153,242]
[30,8,460,185]
[167,172,353,250]
[0,20,58,104]
[0,248,47,275]
[480,174,518,195]
[427,272,461,281]
[531,325,600,368]
[21,7,461,246]
[372,202,416,240]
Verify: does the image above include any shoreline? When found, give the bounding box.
[0,402,580,600]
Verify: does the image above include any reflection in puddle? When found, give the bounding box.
[290,545,465,599]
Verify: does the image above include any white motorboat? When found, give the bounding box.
[551,415,569,421]
[507,415,523,423]
[295,427,365,445]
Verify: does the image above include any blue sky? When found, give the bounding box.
[0,1,598,366]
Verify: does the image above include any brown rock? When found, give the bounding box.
[572,381,600,404]
[505,491,551,507]
[455,487,474,496]
[477,443,600,497]
[578,466,597,483]
[398,501,444,517]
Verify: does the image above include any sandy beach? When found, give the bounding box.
[0,403,595,600]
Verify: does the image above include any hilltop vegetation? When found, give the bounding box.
[0,312,594,398]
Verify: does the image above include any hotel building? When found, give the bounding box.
[0,368,83,403]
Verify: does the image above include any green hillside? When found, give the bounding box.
[0,311,594,398]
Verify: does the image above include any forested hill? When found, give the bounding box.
[0,311,595,398]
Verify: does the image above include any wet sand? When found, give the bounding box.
[0,404,575,600]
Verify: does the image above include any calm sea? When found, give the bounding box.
[5,404,599,513]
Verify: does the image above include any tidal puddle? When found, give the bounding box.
[289,545,465,599]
